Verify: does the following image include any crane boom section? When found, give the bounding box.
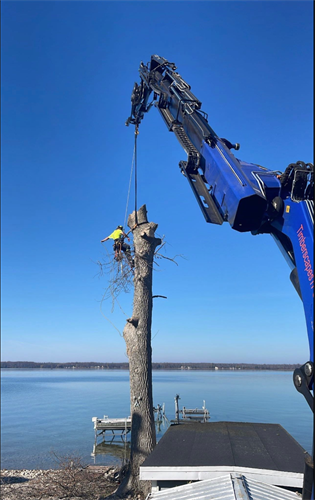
[126,55,282,232]
[126,54,314,364]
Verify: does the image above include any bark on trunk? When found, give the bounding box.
[117,205,161,498]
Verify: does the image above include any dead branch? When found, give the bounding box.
[155,253,181,265]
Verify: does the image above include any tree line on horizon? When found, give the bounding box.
[1,361,301,370]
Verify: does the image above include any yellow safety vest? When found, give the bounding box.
[108,229,123,241]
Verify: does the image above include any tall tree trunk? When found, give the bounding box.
[117,204,161,498]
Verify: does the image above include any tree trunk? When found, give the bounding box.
[117,204,161,498]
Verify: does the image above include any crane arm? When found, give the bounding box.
[126,55,314,369]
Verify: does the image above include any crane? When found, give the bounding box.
[126,54,314,497]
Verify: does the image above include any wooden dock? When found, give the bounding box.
[92,415,131,442]
[181,405,210,419]
[92,403,167,439]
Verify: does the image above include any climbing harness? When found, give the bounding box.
[113,243,125,274]
[113,237,134,272]
[114,241,123,261]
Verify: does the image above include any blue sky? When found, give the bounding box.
[1,1,313,364]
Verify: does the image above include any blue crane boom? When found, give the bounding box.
[125,55,314,412]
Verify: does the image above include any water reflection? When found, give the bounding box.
[153,403,169,434]
[91,438,130,466]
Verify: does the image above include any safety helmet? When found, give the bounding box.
[117,225,123,230]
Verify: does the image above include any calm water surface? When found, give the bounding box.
[1,369,312,469]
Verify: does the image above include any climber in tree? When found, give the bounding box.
[101,225,134,267]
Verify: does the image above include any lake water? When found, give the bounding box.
[1,369,313,470]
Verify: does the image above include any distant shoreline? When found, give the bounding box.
[1,361,301,371]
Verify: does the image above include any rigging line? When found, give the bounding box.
[100,300,123,337]
[134,125,139,225]
[123,143,136,229]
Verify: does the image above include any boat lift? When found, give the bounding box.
[174,394,210,423]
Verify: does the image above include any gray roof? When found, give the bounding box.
[140,421,305,488]
[146,474,302,500]
[142,421,305,472]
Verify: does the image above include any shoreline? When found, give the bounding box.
[0,467,139,499]
[1,364,300,371]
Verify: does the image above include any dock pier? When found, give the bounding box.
[92,416,131,444]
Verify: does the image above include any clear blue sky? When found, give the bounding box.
[1,1,313,364]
